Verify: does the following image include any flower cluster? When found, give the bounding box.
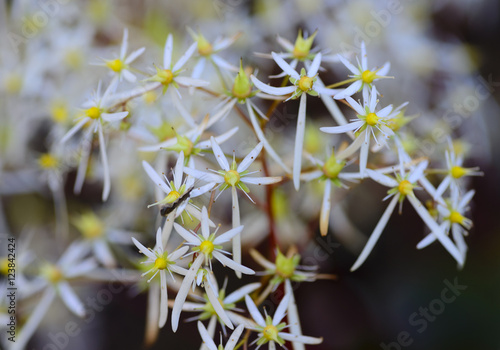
[0,2,486,349]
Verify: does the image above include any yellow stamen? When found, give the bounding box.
[361,70,376,84]
[39,153,59,170]
[0,258,9,275]
[200,241,215,255]
[263,324,279,341]
[224,170,240,187]
[398,180,413,196]
[106,59,124,72]
[366,112,379,126]
[154,257,168,270]
[158,69,174,85]
[451,166,466,179]
[42,264,63,284]
[449,211,465,225]
[86,106,101,119]
[298,76,314,92]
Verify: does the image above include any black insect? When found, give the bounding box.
[159,186,194,217]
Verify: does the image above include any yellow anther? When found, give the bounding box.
[449,211,465,225]
[200,241,215,255]
[164,190,180,204]
[451,166,466,179]
[263,324,279,341]
[106,59,124,72]
[39,153,59,170]
[73,212,104,240]
[0,259,9,275]
[398,180,413,196]
[197,35,213,56]
[42,264,63,284]
[298,76,314,92]
[366,112,379,126]
[154,257,168,270]
[86,106,101,119]
[224,170,240,187]
[361,70,376,84]
[158,69,174,85]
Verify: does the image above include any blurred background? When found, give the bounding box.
[1,0,500,349]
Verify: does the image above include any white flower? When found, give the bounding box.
[300,149,362,236]
[94,28,146,83]
[60,80,128,201]
[251,52,339,190]
[146,33,209,95]
[244,292,322,349]
[351,155,463,271]
[132,227,189,328]
[171,207,254,332]
[142,152,215,220]
[187,27,239,81]
[198,321,245,350]
[320,86,399,177]
[417,186,475,265]
[334,41,391,100]
[433,142,482,200]
[184,138,281,277]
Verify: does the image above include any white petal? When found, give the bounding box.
[142,160,171,194]
[60,117,90,144]
[408,160,429,183]
[273,292,290,325]
[300,170,323,182]
[173,42,197,72]
[293,93,307,190]
[205,276,234,329]
[284,279,305,350]
[171,254,204,332]
[241,176,282,185]
[197,321,218,350]
[213,251,254,275]
[199,126,239,149]
[132,237,156,259]
[377,105,393,119]
[189,182,216,198]
[97,123,110,201]
[210,136,230,171]
[369,86,378,111]
[122,69,137,83]
[360,41,368,70]
[125,47,146,64]
[307,52,322,76]
[159,270,168,328]
[120,28,128,59]
[434,176,451,200]
[345,96,366,115]
[271,52,300,80]
[337,54,359,75]
[169,87,197,127]
[58,281,86,317]
[249,249,275,271]
[225,324,245,350]
[174,152,185,189]
[175,76,210,87]
[237,142,263,173]
[250,75,295,96]
[184,167,223,183]
[458,190,475,210]
[224,282,261,304]
[350,195,399,271]
[320,120,363,134]
[334,81,362,100]
[93,240,115,267]
[407,195,464,266]
[244,294,266,327]
[164,34,173,68]
[246,101,291,173]
[279,332,323,345]
[213,225,244,245]
[377,61,391,76]
[359,138,369,178]
[173,223,200,245]
[320,180,332,236]
[191,57,206,80]
[168,246,190,262]
[366,169,398,188]
[201,206,210,239]
[211,54,238,71]
[101,111,129,122]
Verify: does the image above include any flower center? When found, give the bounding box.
[159,69,174,85]
[200,240,215,255]
[224,170,240,187]
[42,264,63,284]
[154,257,168,270]
[86,106,101,119]
[106,59,124,72]
[451,166,466,179]
[165,190,180,203]
[298,76,314,91]
[39,153,59,170]
[398,180,413,196]
[449,211,465,225]
[323,154,344,179]
[361,70,376,84]
[366,112,379,126]
[51,102,69,123]
[0,258,9,275]
[263,324,279,341]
